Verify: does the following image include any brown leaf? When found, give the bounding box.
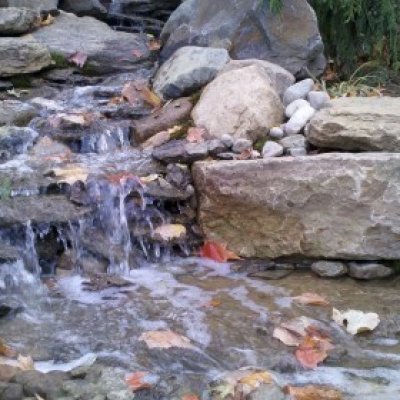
[199,241,241,263]
[186,127,206,143]
[272,327,302,347]
[148,38,161,51]
[40,14,55,26]
[122,82,161,108]
[292,293,330,306]
[203,298,222,308]
[139,330,195,350]
[295,334,334,369]
[182,395,200,400]
[285,385,343,400]
[68,51,88,68]
[0,339,16,358]
[49,166,88,186]
[125,371,152,391]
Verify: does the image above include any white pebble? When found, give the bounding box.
[284,105,316,135]
[307,90,331,110]
[283,79,315,106]
[262,141,284,158]
[285,99,310,118]
[269,126,285,139]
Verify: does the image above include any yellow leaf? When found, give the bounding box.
[238,371,273,387]
[49,166,88,185]
[292,292,330,306]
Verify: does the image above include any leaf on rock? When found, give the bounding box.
[199,241,241,263]
[332,308,380,335]
[153,224,186,241]
[292,292,330,306]
[0,339,16,358]
[139,330,195,350]
[273,326,302,347]
[40,14,55,26]
[285,385,343,400]
[295,333,334,369]
[122,82,161,108]
[49,166,88,185]
[186,127,207,143]
[17,354,35,371]
[68,51,88,68]
[125,371,152,391]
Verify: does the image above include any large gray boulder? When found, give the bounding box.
[0,7,38,35]
[191,65,284,141]
[160,0,326,77]
[0,0,58,11]
[153,46,230,99]
[32,12,151,74]
[193,153,400,260]
[306,97,400,151]
[0,35,53,77]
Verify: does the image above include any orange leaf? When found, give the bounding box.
[295,334,334,369]
[182,395,200,400]
[285,385,343,400]
[68,51,88,68]
[203,298,222,308]
[125,371,152,391]
[292,292,330,306]
[199,241,240,263]
[122,82,162,108]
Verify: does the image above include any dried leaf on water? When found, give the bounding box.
[122,82,162,108]
[203,298,222,308]
[153,224,186,241]
[139,330,195,350]
[273,316,312,346]
[292,292,330,306]
[17,354,35,370]
[273,327,302,347]
[125,371,152,391]
[49,166,88,185]
[199,241,241,263]
[285,385,343,400]
[68,51,88,68]
[332,308,380,335]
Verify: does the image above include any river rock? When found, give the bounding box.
[32,12,150,75]
[268,127,285,139]
[232,138,252,154]
[284,104,315,135]
[152,139,209,164]
[132,97,193,144]
[59,0,107,18]
[348,262,394,280]
[192,65,284,141]
[279,135,307,151]
[306,97,400,151]
[285,99,310,118]
[307,90,330,110]
[283,79,315,106]
[192,153,400,259]
[0,36,52,77]
[160,0,325,77]
[219,59,295,97]
[154,46,230,99]
[0,100,38,127]
[262,141,283,158]
[0,126,38,161]
[0,0,58,10]
[0,382,23,400]
[0,7,38,35]
[311,261,348,278]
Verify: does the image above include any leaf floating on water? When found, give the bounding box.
[203,298,222,308]
[285,385,343,400]
[292,292,330,306]
[332,308,380,335]
[139,330,195,350]
[68,51,88,68]
[238,370,273,389]
[49,166,88,186]
[273,316,313,347]
[199,241,240,263]
[17,354,35,371]
[125,371,153,391]
[122,82,162,108]
[273,326,302,347]
[153,224,186,241]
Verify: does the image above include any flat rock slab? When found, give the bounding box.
[193,154,400,260]
[306,97,400,151]
[32,12,151,74]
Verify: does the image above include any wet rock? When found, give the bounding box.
[1,0,58,11]
[306,97,400,151]
[0,126,38,161]
[132,97,193,144]
[349,262,394,280]
[285,99,310,119]
[165,163,192,188]
[32,12,151,75]
[216,152,236,160]
[283,79,315,106]
[83,273,132,291]
[311,261,348,278]
[0,382,23,400]
[0,80,13,90]
[184,141,209,161]
[0,7,38,35]
[0,36,52,77]
[268,127,285,139]
[0,100,38,127]
[0,365,19,383]
[161,0,325,77]
[154,46,230,99]
[145,177,194,200]
[284,104,315,135]
[59,0,107,18]
[192,153,400,259]
[30,136,71,158]
[11,370,68,398]
[192,65,284,141]
[219,59,295,97]
[220,134,233,148]
[152,139,208,164]
[248,269,293,280]
[232,138,252,154]
[307,90,330,110]
[262,141,283,158]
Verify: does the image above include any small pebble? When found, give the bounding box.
[288,147,307,156]
[311,261,348,278]
[262,141,283,158]
[284,105,316,135]
[348,262,393,280]
[307,90,331,110]
[269,126,285,139]
[285,99,310,118]
[221,133,234,148]
[283,78,315,106]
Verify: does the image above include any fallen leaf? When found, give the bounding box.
[237,148,253,160]
[68,51,88,68]
[40,14,55,26]
[139,330,195,350]
[203,298,222,308]
[285,385,343,400]
[238,370,273,389]
[125,371,152,391]
[153,224,186,241]
[140,174,159,184]
[295,333,334,369]
[332,308,380,335]
[292,292,330,306]
[199,241,240,263]
[122,82,161,108]
[186,127,206,143]
[0,339,16,358]
[182,395,199,400]
[48,166,88,185]
[273,327,302,347]
[17,354,34,371]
